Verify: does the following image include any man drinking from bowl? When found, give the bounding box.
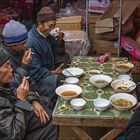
[27,6,71,101]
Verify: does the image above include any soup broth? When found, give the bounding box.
[112,99,133,108]
[94,80,108,84]
[116,64,130,69]
[60,91,77,96]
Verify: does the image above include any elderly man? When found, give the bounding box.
[2,20,53,124]
[27,6,70,99]
[0,47,58,140]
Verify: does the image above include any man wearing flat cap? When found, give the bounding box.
[27,6,70,101]
[0,47,58,140]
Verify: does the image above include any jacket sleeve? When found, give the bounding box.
[12,63,28,88]
[0,97,32,140]
[27,45,51,81]
[124,106,140,140]
[27,91,39,103]
[51,37,65,56]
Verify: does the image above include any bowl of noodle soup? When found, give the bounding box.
[109,93,137,110]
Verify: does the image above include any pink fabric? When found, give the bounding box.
[121,36,140,60]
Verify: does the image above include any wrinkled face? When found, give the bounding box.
[8,42,27,53]
[0,60,13,84]
[38,20,56,36]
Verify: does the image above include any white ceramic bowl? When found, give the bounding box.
[111,79,136,93]
[55,84,82,100]
[62,67,84,78]
[88,69,101,77]
[93,98,111,111]
[118,74,131,80]
[89,74,112,88]
[115,62,134,73]
[109,93,137,110]
[65,77,79,84]
[50,28,59,37]
[70,98,86,110]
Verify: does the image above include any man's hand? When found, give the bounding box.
[22,48,32,65]
[16,77,29,101]
[56,32,64,44]
[31,100,50,124]
[51,69,62,74]
[51,63,64,74]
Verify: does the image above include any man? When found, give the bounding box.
[0,47,58,140]
[124,105,140,140]
[2,19,32,88]
[27,6,70,99]
[2,20,53,124]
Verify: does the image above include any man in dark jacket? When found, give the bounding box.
[27,6,70,99]
[0,47,58,140]
[2,20,53,124]
[124,106,140,140]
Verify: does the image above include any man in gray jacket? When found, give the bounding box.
[0,47,58,140]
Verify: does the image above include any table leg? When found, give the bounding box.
[70,126,92,140]
[100,128,124,140]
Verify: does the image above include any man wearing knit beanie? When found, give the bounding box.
[27,6,71,102]
[1,20,57,133]
[2,20,32,85]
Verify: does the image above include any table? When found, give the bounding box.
[52,56,135,140]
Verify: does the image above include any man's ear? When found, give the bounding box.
[37,22,42,28]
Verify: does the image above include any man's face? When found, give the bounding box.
[0,60,13,84]
[8,42,27,53]
[38,20,56,36]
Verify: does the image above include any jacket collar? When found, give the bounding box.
[31,25,51,39]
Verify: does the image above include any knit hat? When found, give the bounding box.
[37,6,56,22]
[2,20,28,46]
[0,47,10,66]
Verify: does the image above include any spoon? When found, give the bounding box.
[64,69,74,77]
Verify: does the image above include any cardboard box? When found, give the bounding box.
[95,0,140,34]
[88,13,101,24]
[94,39,117,55]
[56,16,82,31]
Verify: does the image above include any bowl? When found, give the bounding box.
[55,84,82,100]
[70,98,86,110]
[89,74,112,88]
[109,93,137,110]
[111,79,136,93]
[62,67,84,77]
[114,62,134,73]
[50,28,59,37]
[65,77,79,84]
[88,69,101,77]
[118,74,131,80]
[93,98,111,111]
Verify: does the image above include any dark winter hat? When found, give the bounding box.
[2,20,28,46]
[0,47,10,66]
[37,6,56,22]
